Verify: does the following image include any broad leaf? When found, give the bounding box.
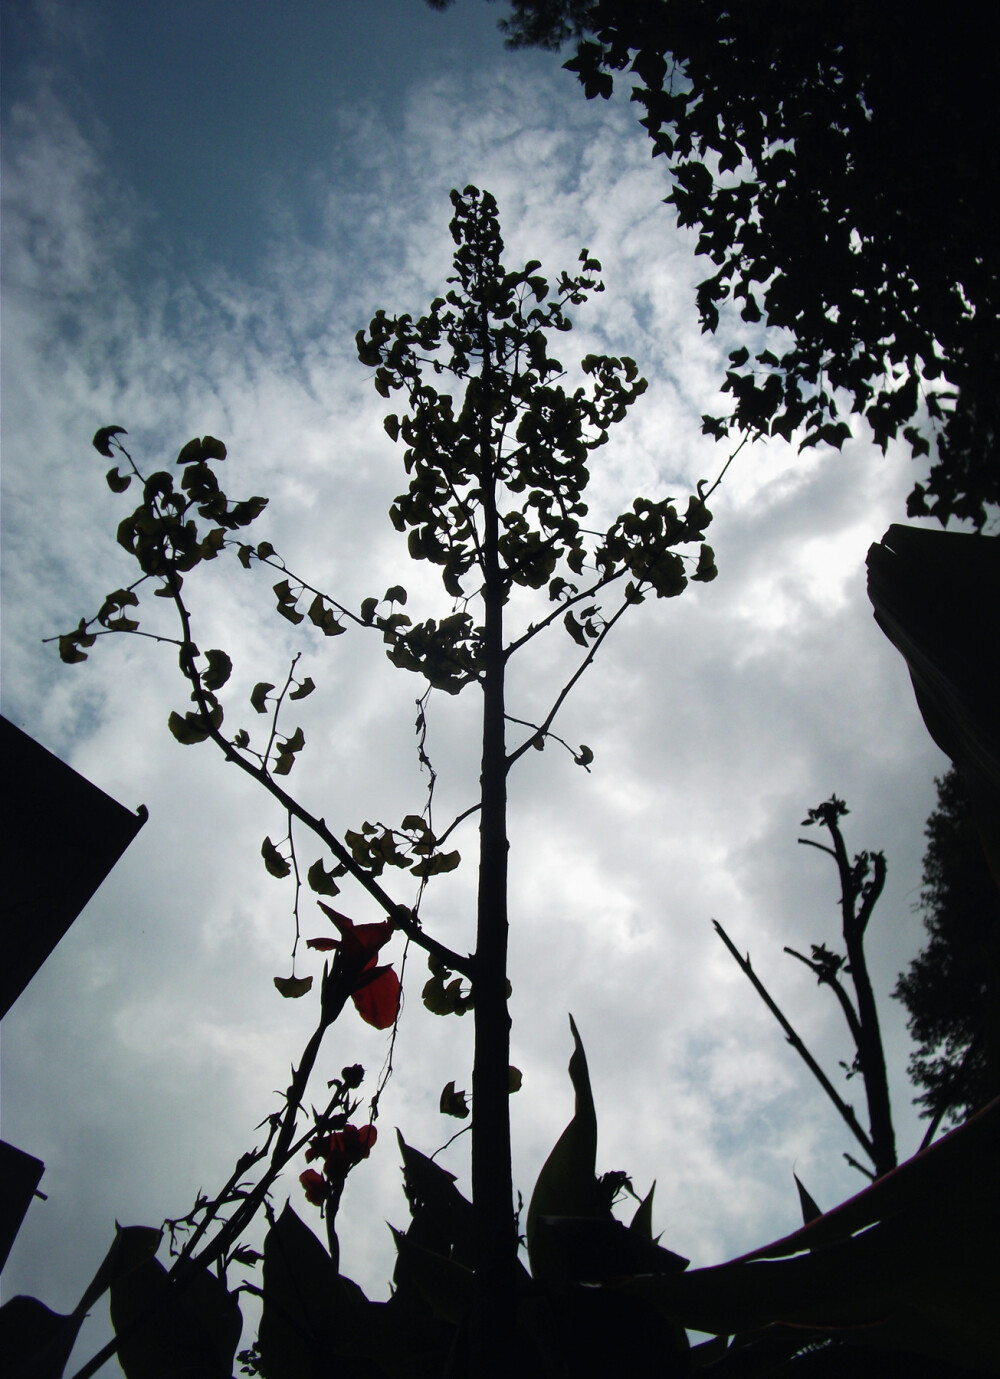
[110,1252,241,1379]
[526,1014,601,1282]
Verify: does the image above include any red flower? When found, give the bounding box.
[307,903,401,1029]
[300,1124,378,1206]
[326,1123,377,1176]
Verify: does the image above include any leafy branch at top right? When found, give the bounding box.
[477,0,1000,531]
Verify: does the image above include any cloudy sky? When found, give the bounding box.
[1,1,958,1370]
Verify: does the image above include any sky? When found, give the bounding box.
[0,0,961,1371]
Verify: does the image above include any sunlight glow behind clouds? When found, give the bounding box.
[1,14,950,1369]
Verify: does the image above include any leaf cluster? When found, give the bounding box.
[357,186,651,611]
[497,1,1000,528]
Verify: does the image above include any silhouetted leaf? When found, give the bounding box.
[251,682,274,714]
[106,467,132,493]
[168,711,210,745]
[288,677,315,700]
[692,543,718,582]
[93,425,127,457]
[630,1182,656,1240]
[526,1015,601,1282]
[564,610,588,646]
[202,649,232,691]
[274,975,313,999]
[439,1081,470,1119]
[110,1250,240,1379]
[58,634,88,664]
[308,595,345,636]
[0,1296,82,1379]
[795,1173,823,1226]
[307,859,341,896]
[261,836,290,878]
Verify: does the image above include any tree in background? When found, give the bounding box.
[894,767,1000,1131]
[432,0,1000,530]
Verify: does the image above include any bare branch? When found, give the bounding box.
[713,919,876,1165]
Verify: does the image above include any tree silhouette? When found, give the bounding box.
[438,0,1000,529]
[43,186,717,1377]
[895,767,1000,1132]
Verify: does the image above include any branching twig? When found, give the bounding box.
[713,919,876,1165]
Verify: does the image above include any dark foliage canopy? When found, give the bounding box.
[894,768,999,1125]
[439,0,1000,529]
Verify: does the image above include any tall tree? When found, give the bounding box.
[435,0,1000,529]
[894,767,1000,1129]
[52,186,716,1377]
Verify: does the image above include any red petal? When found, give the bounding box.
[316,901,357,934]
[317,902,393,962]
[299,1169,327,1205]
[352,966,401,1029]
[329,1124,377,1167]
[352,921,394,958]
[306,937,339,951]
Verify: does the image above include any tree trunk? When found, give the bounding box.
[469,317,516,1376]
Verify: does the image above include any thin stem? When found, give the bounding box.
[783,946,863,1048]
[506,598,631,771]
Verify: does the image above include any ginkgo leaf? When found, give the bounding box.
[106,467,132,493]
[288,677,315,700]
[307,595,345,636]
[168,710,210,745]
[93,426,127,457]
[280,727,305,754]
[59,634,88,664]
[273,975,313,999]
[251,682,274,714]
[261,836,290,878]
[201,436,227,461]
[307,859,341,896]
[564,610,588,647]
[202,649,233,691]
[440,1081,470,1119]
